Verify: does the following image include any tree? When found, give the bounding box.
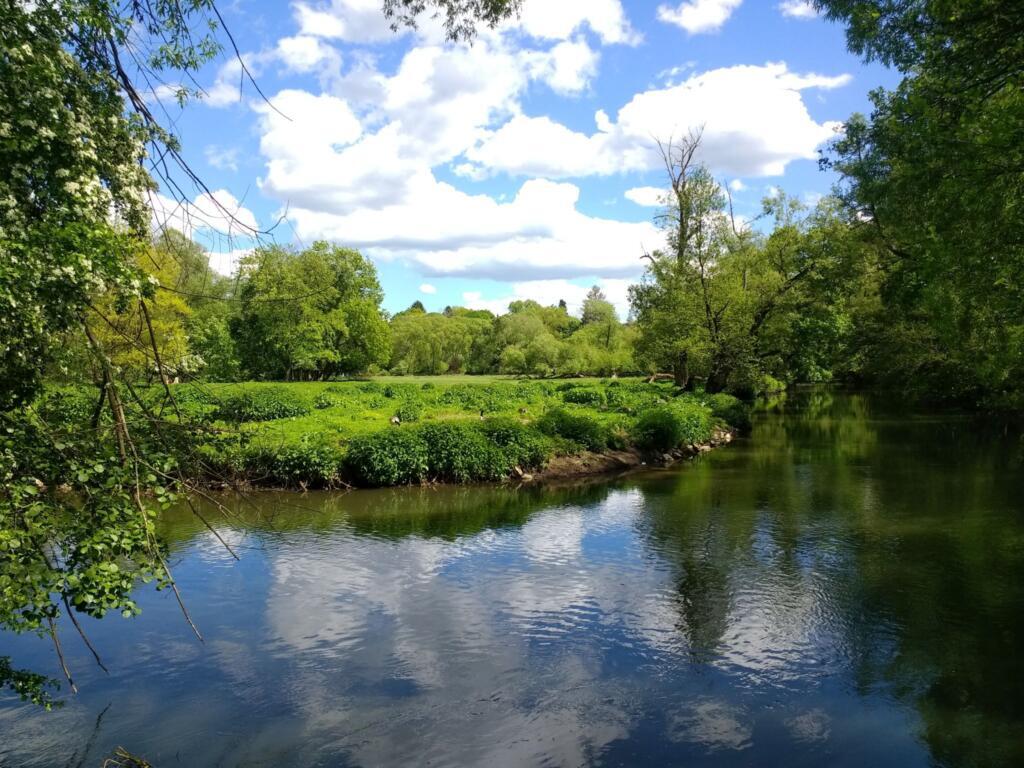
[630,132,735,390]
[234,243,390,379]
[382,0,522,41]
[86,243,195,382]
[632,133,853,395]
[581,286,616,327]
[0,0,540,707]
[389,310,492,374]
[817,0,1024,403]
[1,0,232,705]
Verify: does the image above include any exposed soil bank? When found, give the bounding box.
[523,427,735,483]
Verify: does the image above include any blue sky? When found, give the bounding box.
[151,0,896,317]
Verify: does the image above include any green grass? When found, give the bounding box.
[186,378,653,447]
[43,377,749,488]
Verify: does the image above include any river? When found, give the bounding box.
[2,390,1023,767]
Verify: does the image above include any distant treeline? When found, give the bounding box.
[54,0,1024,408]
[78,232,638,383]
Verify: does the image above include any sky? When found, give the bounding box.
[150,0,897,318]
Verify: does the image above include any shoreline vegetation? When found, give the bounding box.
[35,377,747,492]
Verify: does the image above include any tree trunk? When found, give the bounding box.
[705,361,730,394]
[673,350,690,389]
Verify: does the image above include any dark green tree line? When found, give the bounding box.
[817,0,1024,404]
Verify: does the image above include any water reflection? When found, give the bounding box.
[2,391,1023,767]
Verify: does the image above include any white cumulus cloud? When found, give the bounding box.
[517,0,640,45]
[244,18,849,285]
[624,187,666,207]
[150,189,259,240]
[779,1,819,19]
[463,62,852,179]
[657,0,743,34]
[292,0,396,43]
[419,283,437,294]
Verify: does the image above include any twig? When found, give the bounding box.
[61,594,109,674]
[47,618,77,695]
[184,495,240,560]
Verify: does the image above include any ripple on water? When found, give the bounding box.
[5,395,1024,767]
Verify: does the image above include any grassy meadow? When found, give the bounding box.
[37,377,749,489]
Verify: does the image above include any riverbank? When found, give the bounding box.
[526,425,735,482]
[36,378,749,491]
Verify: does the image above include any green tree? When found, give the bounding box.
[0,0,538,708]
[0,0,230,705]
[581,286,616,327]
[817,0,1024,404]
[389,310,492,374]
[235,243,390,379]
[632,134,855,395]
[382,0,521,41]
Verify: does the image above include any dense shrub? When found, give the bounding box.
[560,386,606,406]
[243,439,343,487]
[314,392,337,409]
[344,428,429,486]
[382,383,420,400]
[35,386,95,426]
[536,407,607,451]
[702,393,752,431]
[172,384,217,408]
[477,417,552,468]
[436,383,537,414]
[395,400,423,422]
[603,415,632,450]
[216,387,310,422]
[419,422,511,482]
[605,384,667,414]
[631,401,712,452]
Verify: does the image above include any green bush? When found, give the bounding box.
[216,387,310,422]
[395,400,423,423]
[603,415,632,450]
[344,428,429,486]
[536,407,607,452]
[172,384,217,408]
[381,383,420,400]
[605,384,666,414]
[35,386,96,426]
[703,393,752,431]
[314,392,337,409]
[419,422,511,482]
[243,439,343,487]
[477,417,552,468]
[631,401,712,452]
[436,383,530,414]
[560,386,606,406]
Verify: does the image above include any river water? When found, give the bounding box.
[2,391,1023,767]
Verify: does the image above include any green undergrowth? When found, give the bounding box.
[36,378,750,489]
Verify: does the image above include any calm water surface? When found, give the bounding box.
[2,391,1023,767]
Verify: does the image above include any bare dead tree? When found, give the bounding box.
[653,127,705,265]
